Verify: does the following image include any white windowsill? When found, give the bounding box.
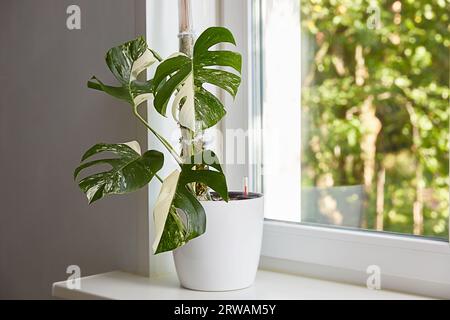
[52,269,430,300]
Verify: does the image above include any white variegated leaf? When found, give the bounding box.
[123,140,141,155]
[133,93,152,106]
[74,142,164,204]
[172,73,195,131]
[87,37,158,107]
[153,27,242,131]
[131,49,157,81]
[152,170,181,253]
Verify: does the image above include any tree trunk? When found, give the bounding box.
[355,45,368,86]
[359,95,381,228]
[375,164,385,231]
[405,102,424,235]
[413,163,424,235]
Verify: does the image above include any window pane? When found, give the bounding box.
[258,0,449,239]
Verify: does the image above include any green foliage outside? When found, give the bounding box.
[300,0,449,238]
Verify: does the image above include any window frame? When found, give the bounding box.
[222,0,450,298]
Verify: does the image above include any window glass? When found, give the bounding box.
[258,0,449,239]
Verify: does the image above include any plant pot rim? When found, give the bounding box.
[204,191,263,202]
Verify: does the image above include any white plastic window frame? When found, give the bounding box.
[222,0,450,299]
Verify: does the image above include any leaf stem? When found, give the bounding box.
[149,48,163,62]
[132,106,183,165]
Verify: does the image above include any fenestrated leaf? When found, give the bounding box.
[74,141,164,204]
[152,54,192,115]
[152,27,242,131]
[153,150,228,254]
[87,36,158,106]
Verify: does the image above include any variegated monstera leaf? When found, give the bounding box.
[87,36,159,106]
[152,27,242,131]
[74,141,164,204]
[153,150,228,254]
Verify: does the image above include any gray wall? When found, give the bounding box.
[0,0,149,299]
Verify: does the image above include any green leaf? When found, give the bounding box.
[152,54,192,115]
[172,188,205,241]
[152,27,242,131]
[88,36,157,106]
[153,150,228,254]
[74,141,164,204]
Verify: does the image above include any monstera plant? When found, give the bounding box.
[74,26,241,254]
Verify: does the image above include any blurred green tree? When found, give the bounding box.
[301,0,449,238]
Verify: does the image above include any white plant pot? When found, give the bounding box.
[173,192,264,291]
